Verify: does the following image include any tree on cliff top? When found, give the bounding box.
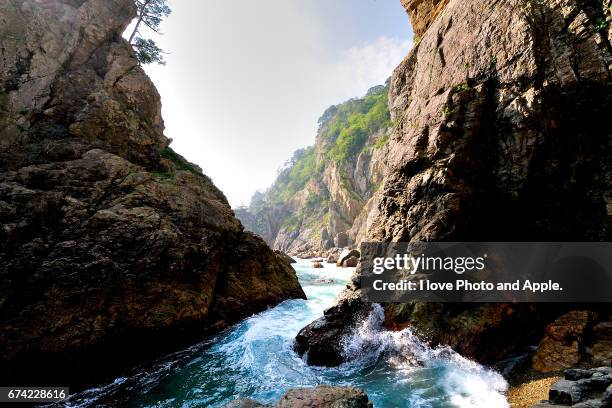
[128,0,171,65]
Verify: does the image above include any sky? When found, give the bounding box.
[131,0,412,207]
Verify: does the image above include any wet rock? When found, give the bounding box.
[312,262,324,268]
[276,385,372,408]
[223,386,372,408]
[326,254,338,263]
[549,379,589,405]
[295,291,371,367]
[603,384,612,405]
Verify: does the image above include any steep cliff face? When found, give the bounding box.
[0,0,305,387]
[296,0,612,368]
[236,86,390,257]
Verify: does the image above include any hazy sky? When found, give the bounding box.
[134,0,412,206]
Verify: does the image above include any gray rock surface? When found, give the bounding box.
[536,367,612,407]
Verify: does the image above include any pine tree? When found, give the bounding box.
[128,0,171,65]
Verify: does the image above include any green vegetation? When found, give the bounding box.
[152,170,174,180]
[281,213,302,230]
[373,134,388,149]
[595,18,608,32]
[240,84,391,238]
[161,147,200,174]
[442,105,458,119]
[320,85,391,164]
[129,0,171,65]
[264,85,391,205]
[454,82,471,93]
[267,146,317,202]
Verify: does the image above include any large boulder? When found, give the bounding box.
[535,367,612,407]
[0,0,305,388]
[337,248,360,266]
[276,385,372,408]
[533,311,597,372]
[342,256,359,267]
[295,289,371,367]
[222,386,372,408]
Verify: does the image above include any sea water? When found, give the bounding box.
[60,259,509,408]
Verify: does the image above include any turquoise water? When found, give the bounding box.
[63,259,509,408]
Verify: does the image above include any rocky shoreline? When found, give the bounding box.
[222,386,373,408]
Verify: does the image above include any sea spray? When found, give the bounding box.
[341,304,509,408]
[59,260,511,407]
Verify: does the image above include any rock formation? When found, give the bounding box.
[533,311,612,372]
[0,0,305,388]
[223,386,373,408]
[534,367,612,407]
[296,0,612,368]
[235,85,390,257]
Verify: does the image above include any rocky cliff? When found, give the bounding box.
[0,0,305,387]
[236,85,391,257]
[296,0,612,371]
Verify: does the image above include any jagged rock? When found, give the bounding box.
[0,0,305,388]
[334,232,349,248]
[298,0,612,367]
[538,367,612,407]
[533,311,597,372]
[342,256,359,268]
[400,0,449,37]
[223,399,269,408]
[337,249,360,266]
[549,379,590,405]
[591,321,612,366]
[276,385,372,408]
[294,290,370,367]
[223,386,372,408]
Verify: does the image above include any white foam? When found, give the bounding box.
[341,304,509,408]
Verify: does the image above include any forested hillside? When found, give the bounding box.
[235,84,391,256]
